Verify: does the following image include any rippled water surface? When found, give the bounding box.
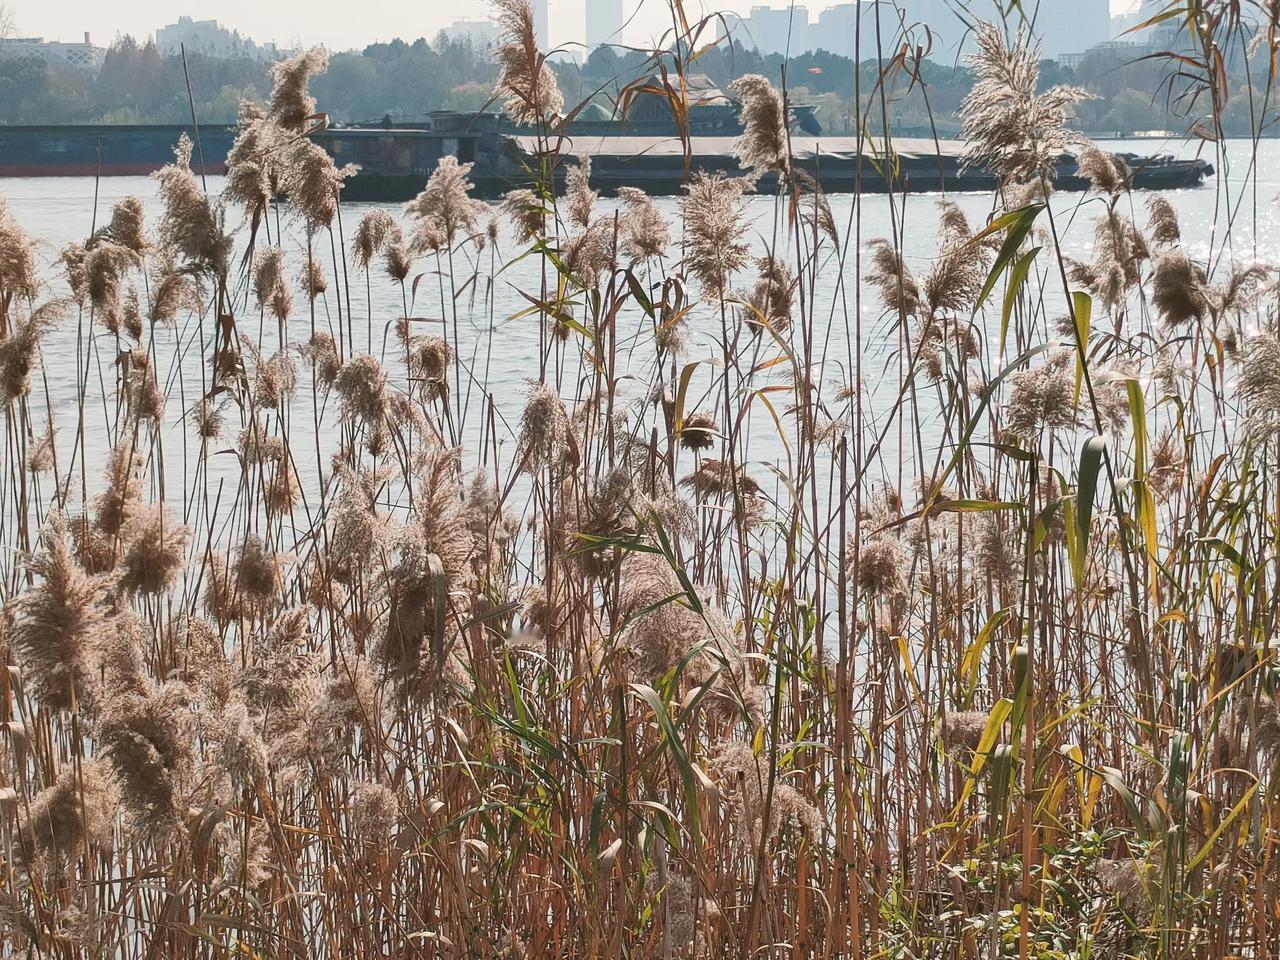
[1,136,1274,517]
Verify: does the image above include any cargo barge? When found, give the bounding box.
[0,103,1213,200]
[0,123,237,177]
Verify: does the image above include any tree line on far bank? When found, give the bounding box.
[0,30,1270,137]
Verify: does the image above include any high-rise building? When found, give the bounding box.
[815,4,857,60]
[1029,0,1110,58]
[532,0,550,50]
[439,19,500,49]
[586,0,624,50]
[742,5,810,58]
[155,17,279,60]
[717,0,1112,63]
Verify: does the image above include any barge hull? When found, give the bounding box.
[0,126,1212,199]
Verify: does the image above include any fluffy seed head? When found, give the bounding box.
[118,503,189,594]
[153,136,230,272]
[1151,250,1208,327]
[353,210,402,269]
[10,518,110,711]
[1076,144,1130,195]
[406,156,486,249]
[269,47,329,132]
[104,196,150,255]
[565,157,597,229]
[866,240,920,317]
[617,187,670,260]
[746,256,795,335]
[0,301,65,404]
[224,102,282,215]
[334,353,389,424]
[731,75,790,174]
[1002,350,1078,441]
[502,188,547,243]
[681,172,754,300]
[300,330,342,385]
[281,141,351,229]
[351,781,400,841]
[300,254,328,299]
[850,537,909,602]
[253,247,293,322]
[1146,195,1181,246]
[19,760,116,861]
[0,196,39,303]
[941,710,993,751]
[518,381,574,473]
[960,21,1089,183]
[493,0,565,124]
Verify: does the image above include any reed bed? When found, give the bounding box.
[1,1,1279,957]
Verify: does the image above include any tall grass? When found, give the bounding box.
[1,1,1279,957]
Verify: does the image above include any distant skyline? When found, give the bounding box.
[9,0,1144,54]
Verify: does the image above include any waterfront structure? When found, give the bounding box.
[0,34,104,71]
[586,0,624,50]
[154,17,279,60]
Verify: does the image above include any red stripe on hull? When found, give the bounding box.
[0,161,228,177]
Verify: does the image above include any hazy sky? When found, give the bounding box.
[10,0,1141,52]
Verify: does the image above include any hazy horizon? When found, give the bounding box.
[11,0,1143,55]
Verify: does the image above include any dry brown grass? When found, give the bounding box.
[1,5,1279,959]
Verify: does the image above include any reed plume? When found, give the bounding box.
[281,140,351,229]
[334,353,389,425]
[617,187,670,260]
[18,760,116,862]
[118,503,188,594]
[745,255,796,334]
[405,156,486,248]
[680,172,753,299]
[518,381,574,472]
[960,21,1089,183]
[866,239,920,317]
[224,100,281,217]
[103,195,151,255]
[1147,195,1182,245]
[502,188,547,243]
[153,136,230,273]
[99,671,196,836]
[0,300,64,403]
[1076,144,1130,195]
[565,157,597,229]
[268,47,329,132]
[10,518,109,711]
[1001,350,1079,440]
[253,246,293,322]
[1151,250,1208,327]
[352,210,401,269]
[0,196,39,312]
[493,0,564,125]
[731,74,790,174]
[301,254,328,299]
[149,269,193,326]
[300,330,341,385]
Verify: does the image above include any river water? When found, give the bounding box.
[0,136,1274,533]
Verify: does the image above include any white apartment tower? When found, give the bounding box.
[532,0,551,49]
[586,0,624,50]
